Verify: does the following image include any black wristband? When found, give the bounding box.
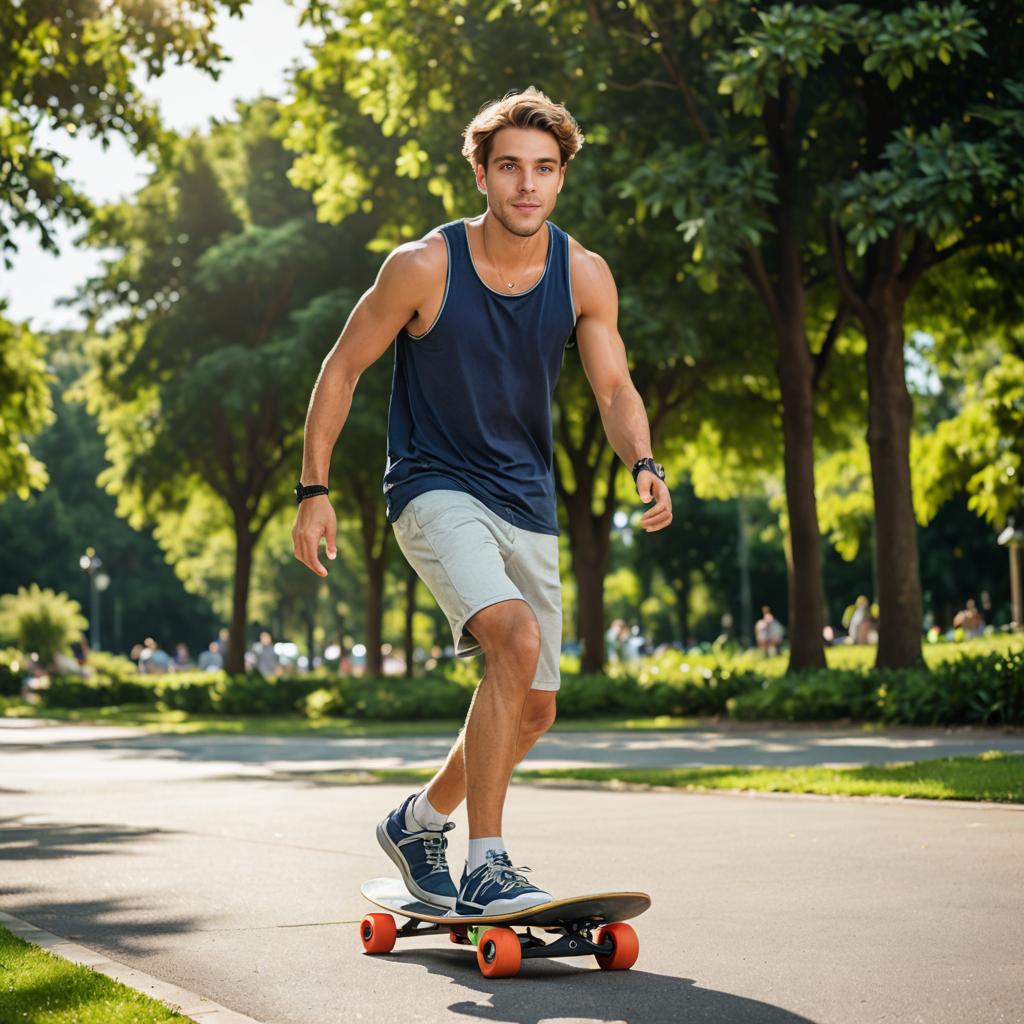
[295,482,329,504]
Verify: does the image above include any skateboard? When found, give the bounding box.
[359,877,651,978]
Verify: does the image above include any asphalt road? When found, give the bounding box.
[2,719,1022,1024]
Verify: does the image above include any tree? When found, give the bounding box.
[0,328,218,654]
[0,305,54,499]
[73,101,364,673]
[287,0,790,672]
[825,2,1023,666]
[0,0,249,264]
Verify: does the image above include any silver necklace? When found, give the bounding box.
[483,230,532,290]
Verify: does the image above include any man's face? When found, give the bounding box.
[475,127,565,237]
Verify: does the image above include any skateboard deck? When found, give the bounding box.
[360,877,651,977]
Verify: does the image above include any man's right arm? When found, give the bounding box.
[292,241,434,576]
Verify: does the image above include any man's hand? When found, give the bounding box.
[637,472,672,532]
[292,497,338,576]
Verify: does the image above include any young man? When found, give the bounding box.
[292,87,672,916]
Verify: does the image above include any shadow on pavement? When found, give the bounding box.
[367,947,819,1023]
[0,893,207,959]
[0,817,166,860]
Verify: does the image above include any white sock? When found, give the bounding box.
[406,790,447,832]
[467,837,506,873]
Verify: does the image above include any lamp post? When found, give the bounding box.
[997,517,1023,632]
[79,548,109,650]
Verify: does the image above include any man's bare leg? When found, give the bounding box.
[422,687,556,819]
[420,600,544,837]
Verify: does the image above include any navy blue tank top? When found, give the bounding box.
[382,217,576,535]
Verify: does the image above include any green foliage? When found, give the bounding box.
[21,639,1024,727]
[41,675,154,708]
[0,584,87,667]
[0,0,249,263]
[0,307,54,499]
[0,647,24,696]
[303,676,476,720]
[212,673,324,715]
[728,648,1024,726]
[915,353,1024,527]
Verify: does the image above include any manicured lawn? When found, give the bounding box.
[284,751,1024,803]
[1,703,706,736]
[0,926,190,1023]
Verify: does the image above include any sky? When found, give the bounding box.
[2,1,319,333]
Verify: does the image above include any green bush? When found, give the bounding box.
[15,639,1023,728]
[85,650,141,683]
[0,648,25,697]
[212,673,323,715]
[0,585,87,668]
[41,675,154,708]
[302,675,474,720]
[155,675,220,713]
[304,686,345,719]
[726,648,1024,726]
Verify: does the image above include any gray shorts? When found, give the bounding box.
[391,489,562,691]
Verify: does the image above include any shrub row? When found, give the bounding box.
[38,671,326,715]
[727,650,1024,726]
[14,644,1024,726]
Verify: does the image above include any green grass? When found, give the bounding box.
[280,751,1024,803]
[0,927,190,1023]
[522,750,1024,803]
[0,703,707,736]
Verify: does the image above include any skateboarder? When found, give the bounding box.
[292,86,672,916]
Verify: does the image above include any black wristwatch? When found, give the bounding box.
[295,481,329,504]
[631,458,666,487]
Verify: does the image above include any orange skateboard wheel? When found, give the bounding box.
[360,913,397,954]
[476,927,522,978]
[594,922,639,970]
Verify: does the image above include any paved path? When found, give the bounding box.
[3,717,1022,771]
[2,720,1022,1024]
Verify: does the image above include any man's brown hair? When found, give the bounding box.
[461,86,585,169]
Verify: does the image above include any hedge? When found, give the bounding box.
[7,642,1022,726]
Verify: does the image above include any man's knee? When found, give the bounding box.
[519,692,557,740]
[468,600,542,671]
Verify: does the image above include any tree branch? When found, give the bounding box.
[630,8,712,145]
[827,219,871,322]
[812,301,848,391]
[742,243,784,334]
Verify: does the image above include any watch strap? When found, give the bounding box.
[631,458,665,486]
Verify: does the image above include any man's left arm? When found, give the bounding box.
[572,247,672,534]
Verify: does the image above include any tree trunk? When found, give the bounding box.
[306,600,316,669]
[675,575,691,646]
[359,501,390,678]
[557,452,614,674]
[365,562,384,676]
[776,319,828,670]
[227,522,256,676]
[404,562,417,678]
[862,294,925,668]
[737,496,753,647]
[573,537,612,673]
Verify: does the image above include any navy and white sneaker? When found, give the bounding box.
[455,849,552,916]
[376,792,458,909]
